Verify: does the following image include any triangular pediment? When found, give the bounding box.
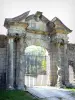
[25,11,55,34]
[51,17,72,34]
[4,11,72,35]
[4,11,30,28]
[25,11,49,24]
[4,11,55,35]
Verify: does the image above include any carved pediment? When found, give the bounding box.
[4,11,55,35]
[51,17,72,34]
[4,11,30,28]
[4,11,72,36]
[25,11,55,35]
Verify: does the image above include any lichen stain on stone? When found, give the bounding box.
[34,41,41,46]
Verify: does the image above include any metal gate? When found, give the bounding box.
[24,55,47,87]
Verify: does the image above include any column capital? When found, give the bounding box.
[51,33,68,45]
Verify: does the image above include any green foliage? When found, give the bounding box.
[25,46,47,74]
[65,88,75,92]
[41,60,46,70]
[0,90,38,100]
[25,45,46,56]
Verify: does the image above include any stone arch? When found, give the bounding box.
[13,33,52,90]
[23,32,52,86]
[25,32,50,49]
[24,45,50,86]
[4,11,72,90]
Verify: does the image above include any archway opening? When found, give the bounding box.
[24,45,50,87]
[69,61,75,84]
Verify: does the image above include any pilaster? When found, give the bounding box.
[64,44,69,85]
[46,50,52,86]
[56,43,64,87]
[17,36,25,90]
[8,37,14,89]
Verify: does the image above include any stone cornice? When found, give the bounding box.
[4,21,28,29]
[51,17,72,34]
[26,29,49,35]
[7,33,26,39]
[4,11,30,27]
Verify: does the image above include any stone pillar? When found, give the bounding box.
[64,44,69,85]
[56,43,64,88]
[17,37,25,90]
[46,51,51,86]
[8,38,14,89]
[47,44,55,86]
[73,67,75,84]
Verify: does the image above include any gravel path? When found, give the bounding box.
[27,86,75,100]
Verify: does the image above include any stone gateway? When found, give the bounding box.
[0,11,75,90]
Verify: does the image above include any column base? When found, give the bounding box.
[17,85,25,91]
[56,80,65,88]
[56,83,65,88]
[7,85,14,90]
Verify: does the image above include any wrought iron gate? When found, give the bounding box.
[24,55,47,87]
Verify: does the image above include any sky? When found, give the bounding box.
[0,0,75,43]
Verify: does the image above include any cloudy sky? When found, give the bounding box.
[0,0,75,43]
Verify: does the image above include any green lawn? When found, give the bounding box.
[1,89,75,100]
[66,88,75,92]
[0,90,39,100]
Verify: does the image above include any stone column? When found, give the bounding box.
[73,67,75,84]
[64,44,69,85]
[8,38,14,89]
[46,51,51,86]
[17,37,25,90]
[47,44,54,86]
[56,43,64,88]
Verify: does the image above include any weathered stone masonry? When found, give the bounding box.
[0,11,75,89]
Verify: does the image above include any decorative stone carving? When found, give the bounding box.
[8,22,28,36]
[51,33,68,44]
[51,17,72,34]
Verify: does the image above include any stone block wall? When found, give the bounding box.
[67,43,75,84]
[0,35,7,88]
[67,44,75,62]
[49,43,58,86]
[0,34,75,88]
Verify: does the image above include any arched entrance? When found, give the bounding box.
[24,45,50,87]
[14,32,55,90]
[4,11,72,90]
[68,61,75,84]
